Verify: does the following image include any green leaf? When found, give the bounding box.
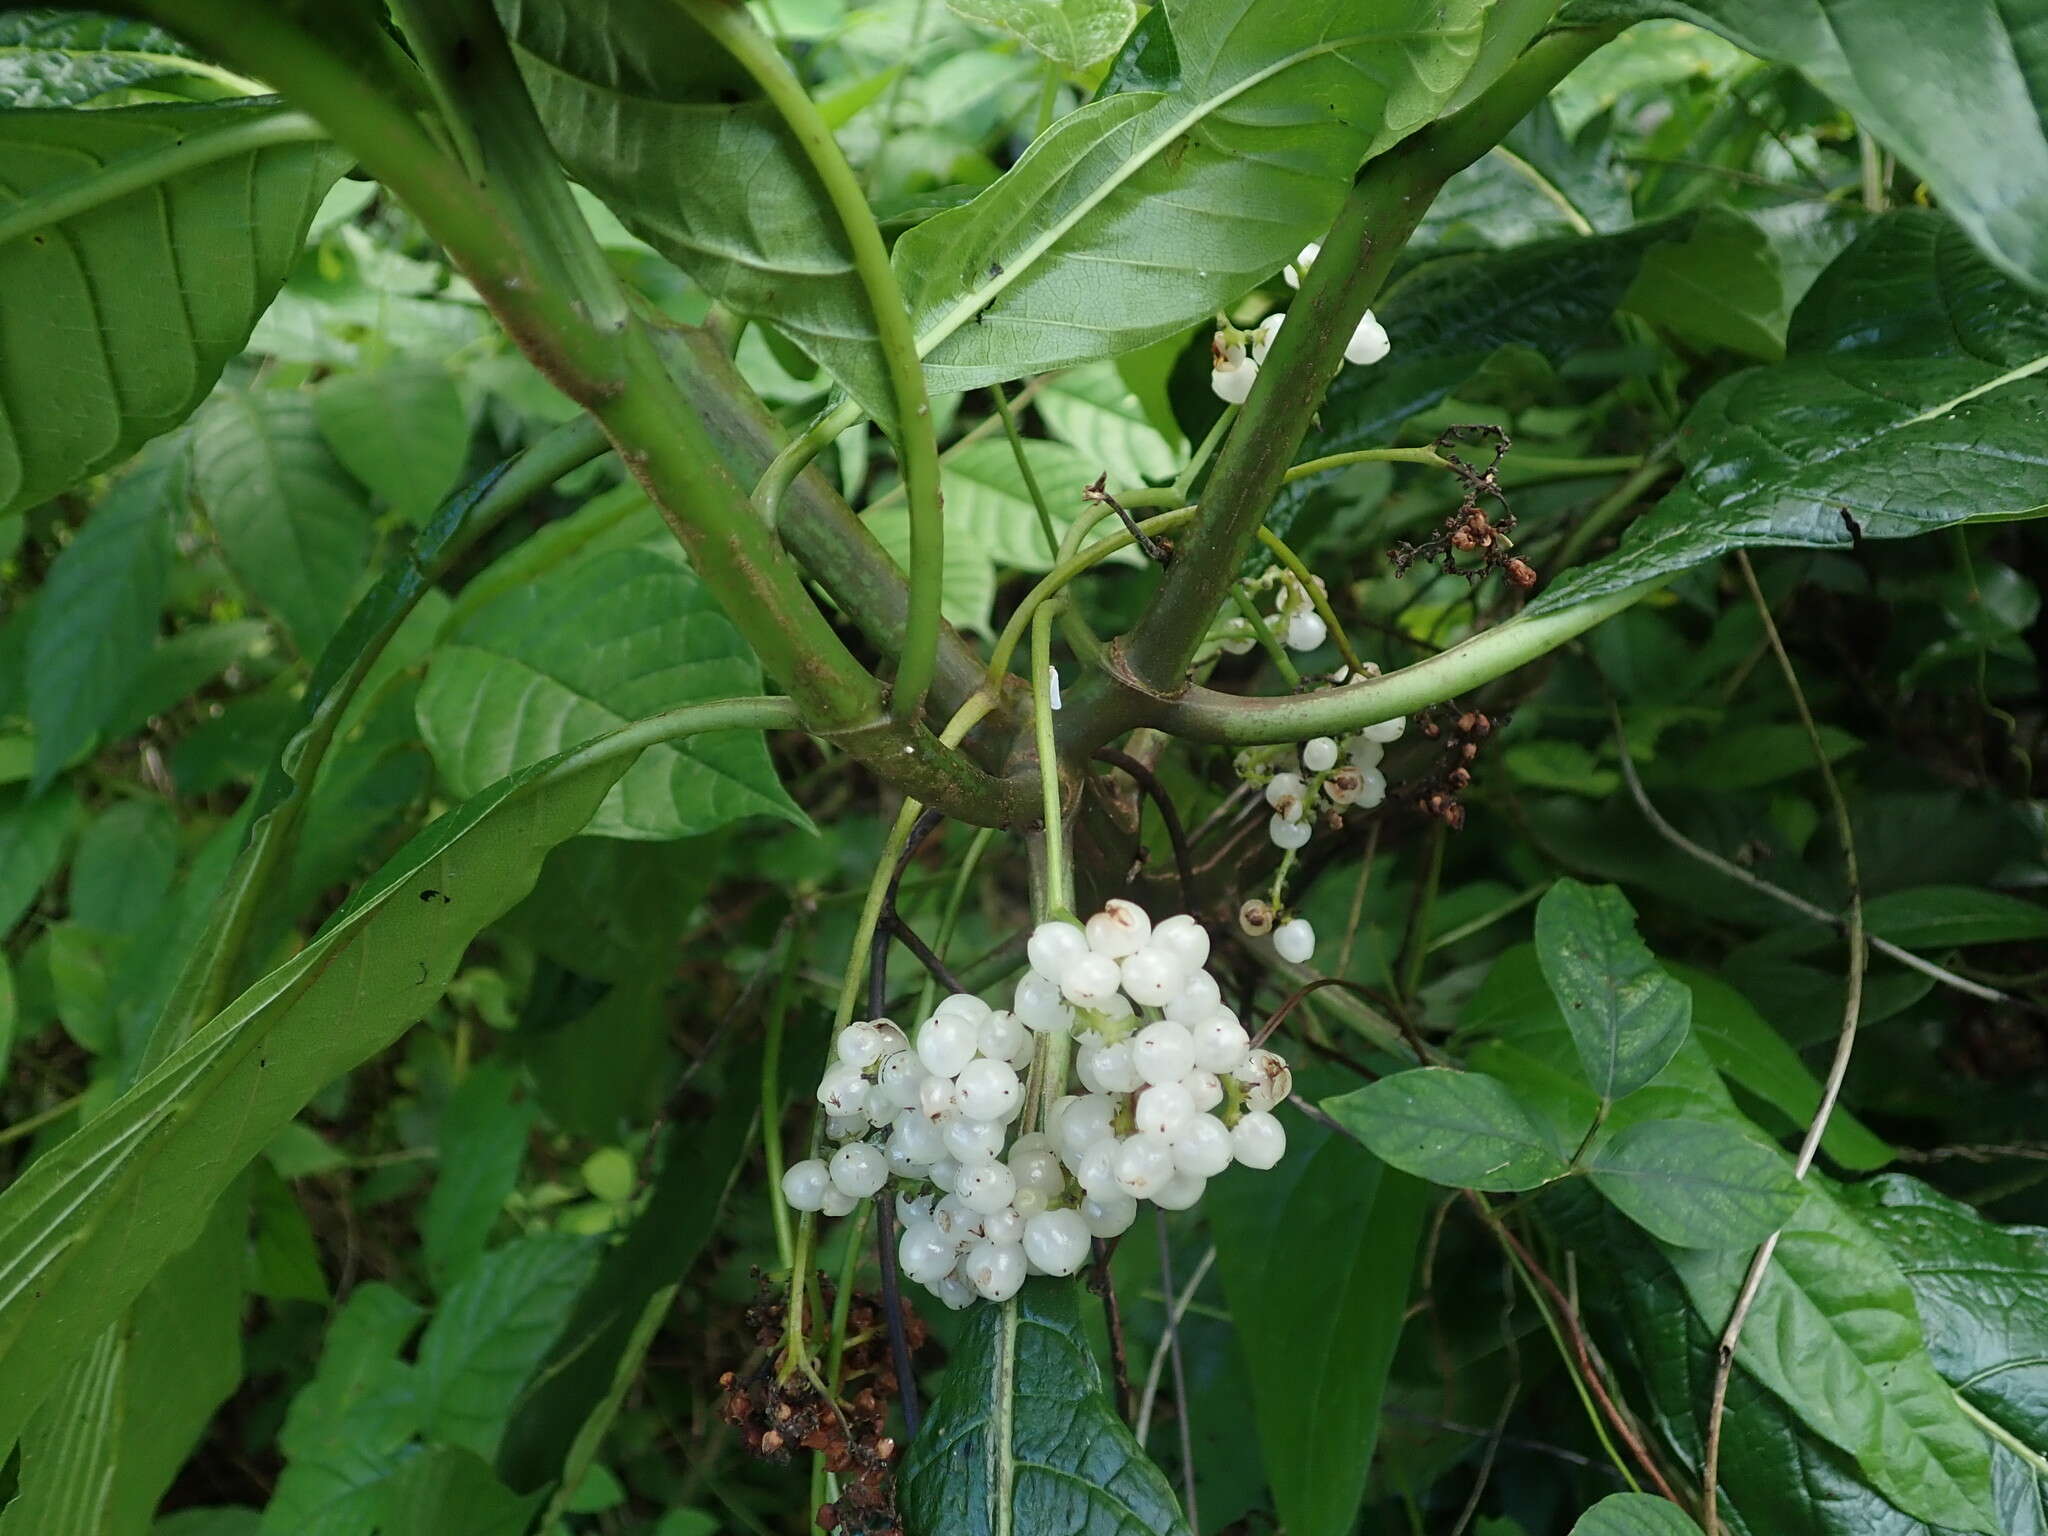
[1534,879,1692,1102]
[898,1279,1190,1536]
[862,504,999,635]
[0,13,238,109]
[1207,1115,1428,1536]
[1667,1186,2001,1533]
[419,545,803,840]
[894,0,1490,395]
[1858,886,2048,950]
[931,436,1106,570]
[1674,964,1890,1173]
[1564,1493,1699,1536]
[1036,361,1183,486]
[423,1061,536,1292]
[0,732,637,1451]
[0,101,340,515]
[1322,1068,1569,1192]
[415,1235,602,1460]
[1587,1118,1800,1248]
[0,1187,243,1536]
[25,459,172,790]
[248,1162,330,1305]
[534,1285,674,1529]
[69,800,178,939]
[1622,206,1788,360]
[500,0,894,424]
[261,1283,423,1534]
[1534,212,2048,615]
[496,1073,757,1489]
[375,1446,545,1536]
[1561,0,2048,292]
[0,781,75,936]
[314,364,470,524]
[1671,722,1862,792]
[945,0,1136,69]
[189,392,376,655]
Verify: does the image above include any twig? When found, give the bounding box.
[1336,820,1381,978]
[1083,474,1172,563]
[872,1194,921,1435]
[1135,1216,1210,1533]
[1607,707,2017,1010]
[1090,1236,1137,1424]
[1093,748,1197,914]
[869,808,946,1019]
[1256,976,1433,1066]
[888,914,969,996]
[1702,554,1870,1535]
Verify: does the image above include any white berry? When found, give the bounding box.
[956,1057,1023,1122]
[1013,970,1072,1034]
[781,1158,831,1212]
[1302,737,1338,772]
[899,1220,955,1283]
[965,1239,1026,1301]
[943,1116,1005,1164]
[1345,310,1391,366]
[1269,813,1311,851]
[1026,920,1089,982]
[830,1143,888,1199]
[1132,1021,1196,1085]
[1060,951,1122,1008]
[1080,1190,1138,1239]
[1023,1209,1092,1276]
[1153,1170,1206,1210]
[1172,1114,1235,1177]
[978,1009,1027,1062]
[1233,1110,1287,1169]
[1114,1132,1176,1198]
[1085,898,1152,958]
[1149,913,1210,971]
[1211,356,1258,404]
[1190,1013,1250,1074]
[1284,610,1328,652]
[1274,918,1316,964]
[1120,945,1184,1006]
[957,1160,1017,1215]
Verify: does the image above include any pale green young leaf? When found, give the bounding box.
[0,12,243,108]
[0,102,340,515]
[1621,206,1788,360]
[945,0,1137,70]
[314,364,471,524]
[1036,362,1183,486]
[25,459,173,791]
[189,392,376,655]
[1322,1068,1570,1192]
[1534,879,1692,1102]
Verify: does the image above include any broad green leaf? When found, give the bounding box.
[1587,1118,1800,1248]
[314,364,470,523]
[1322,1068,1569,1192]
[1667,1186,2000,1533]
[375,1446,545,1536]
[154,1511,261,1536]
[0,954,15,1068]
[189,392,375,655]
[1036,361,1183,486]
[1565,1493,1699,1536]
[1207,1113,1428,1536]
[1674,964,1890,1172]
[1671,722,1862,792]
[499,0,894,424]
[25,458,172,790]
[1561,0,2048,292]
[534,1286,675,1528]
[1622,206,1788,360]
[105,620,274,742]
[0,781,76,936]
[1534,879,1692,1102]
[0,13,244,109]
[495,835,716,988]
[0,102,339,515]
[1534,213,2048,615]
[261,1284,424,1536]
[248,1161,330,1305]
[898,1279,1189,1536]
[497,1072,757,1488]
[419,545,803,840]
[863,504,999,634]
[946,0,1136,69]
[894,0,1490,395]
[423,1061,536,1292]
[1860,886,2048,950]
[70,800,178,938]
[0,1188,242,1536]
[415,1235,602,1459]
[0,732,637,1451]
[931,436,1105,570]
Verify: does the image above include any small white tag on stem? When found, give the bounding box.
[1048,666,1063,710]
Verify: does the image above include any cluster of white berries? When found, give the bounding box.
[780,901,1292,1311]
[1219,567,1331,656]
[1211,242,1393,405]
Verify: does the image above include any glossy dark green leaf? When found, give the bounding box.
[898,1279,1189,1536]
[1534,878,1692,1102]
[0,735,636,1451]
[25,458,172,790]
[1565,1494,1699,1536]
[499,0,893,423]
[314,364,470,523]
[1322,1068,1569,1192]
[1667,1187,2000,1532]
[1207,1116,1428,1536]
[895,0,1490,395]
[1560,0,2048,292]
[1587,1118,1800,1248]
[189,392,376,655]
[0,102,340,515]
[1534,213,2048,615]
[1857,886,2048,950]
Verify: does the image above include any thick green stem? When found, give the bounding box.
[680,0,945,727]
[1032,600,1072,918]
[1099,23,1625,711]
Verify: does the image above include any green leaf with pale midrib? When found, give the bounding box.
[1586,1118,1800,1249]
[895,0,1489,395]
[1535,212,2048,615]
[1565,1493,1699,1535]
[0,736,637,1452]
[1535,879,1693,1103]
[898,1279,1189,1536]
[0,100,340,516]
[1322,1068,1569,1192]
[948,0,1137,69]
[0,12,238,110]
